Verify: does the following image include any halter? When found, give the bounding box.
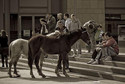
[82,30,87,34]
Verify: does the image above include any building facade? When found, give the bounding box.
[0,0,125,45]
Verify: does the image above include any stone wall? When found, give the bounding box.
[67,0,105,31]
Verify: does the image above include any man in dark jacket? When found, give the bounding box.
[46,13,56,33]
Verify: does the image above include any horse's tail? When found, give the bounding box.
[28,42,32,65]
[9,43,12,58]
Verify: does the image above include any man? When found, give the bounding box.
[64,13,72,31]
[69,14,82,57]
[47,21,68,38]
[95,24,104,44]
[102,32,119,60]
[56,13,65,27]
[87,33,105,64]
[46,13,56,33]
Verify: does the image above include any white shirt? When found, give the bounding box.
[69,19,81,31]
[65,18,72,30]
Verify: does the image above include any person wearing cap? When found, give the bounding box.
[95,24,104,44]
[46,13,56,33]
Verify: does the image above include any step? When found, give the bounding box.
[80,53,125,62]
[46,55,125,68]
[70,66,125,82]
[44,58,125,75]
[16,61,104,81]
[47,53,125,61]
[18,58,125,82]
[42,61,125,82]
[19,58,125,76]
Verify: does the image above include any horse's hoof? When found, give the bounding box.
[12,74,19,78]
[56,74,61,77]
[8,73,12,78]
[16,74,21,77]
[31,75,35,78]
[64,74,70,77]
[9,75,13,78]
[42,75,46,78]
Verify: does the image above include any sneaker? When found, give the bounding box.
[65,68,70,73]
[71,54,77,58]
[104,56,112,61]
[87,59,95,64]
[58,69,62,72]
[92,60,99,64]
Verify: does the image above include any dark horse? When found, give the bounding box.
[28,28,91,78]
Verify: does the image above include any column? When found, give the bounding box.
[0,0,4,30]
[5,0,10,43]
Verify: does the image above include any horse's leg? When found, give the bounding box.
[62,53,69,77]
[40,53,46,78]
[8,54,16,77]
[8,60,13,77]
[28,56,35,78]
[58,54,62,70]
[35,50,46,78]
[55,54,62,77]
[13,55,21,77]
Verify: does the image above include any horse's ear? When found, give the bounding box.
[81,27,86,31]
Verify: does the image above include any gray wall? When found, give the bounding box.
[67,0,105,31]
[106,0,125,14]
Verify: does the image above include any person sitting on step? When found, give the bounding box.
[87,32,119,64]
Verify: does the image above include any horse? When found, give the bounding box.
[83,20,99,52]
[8,39,28,77]
[28,28,91,78]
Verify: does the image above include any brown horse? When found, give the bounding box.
[28,28,90,78]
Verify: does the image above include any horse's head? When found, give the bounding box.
[80,27,91,45]
[83,20,99,34]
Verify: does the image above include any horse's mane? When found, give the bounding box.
[34,29,82,40]
[60,29,82,38]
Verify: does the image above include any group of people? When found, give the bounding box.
[34,12,119,66]
[34,13,82,57]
